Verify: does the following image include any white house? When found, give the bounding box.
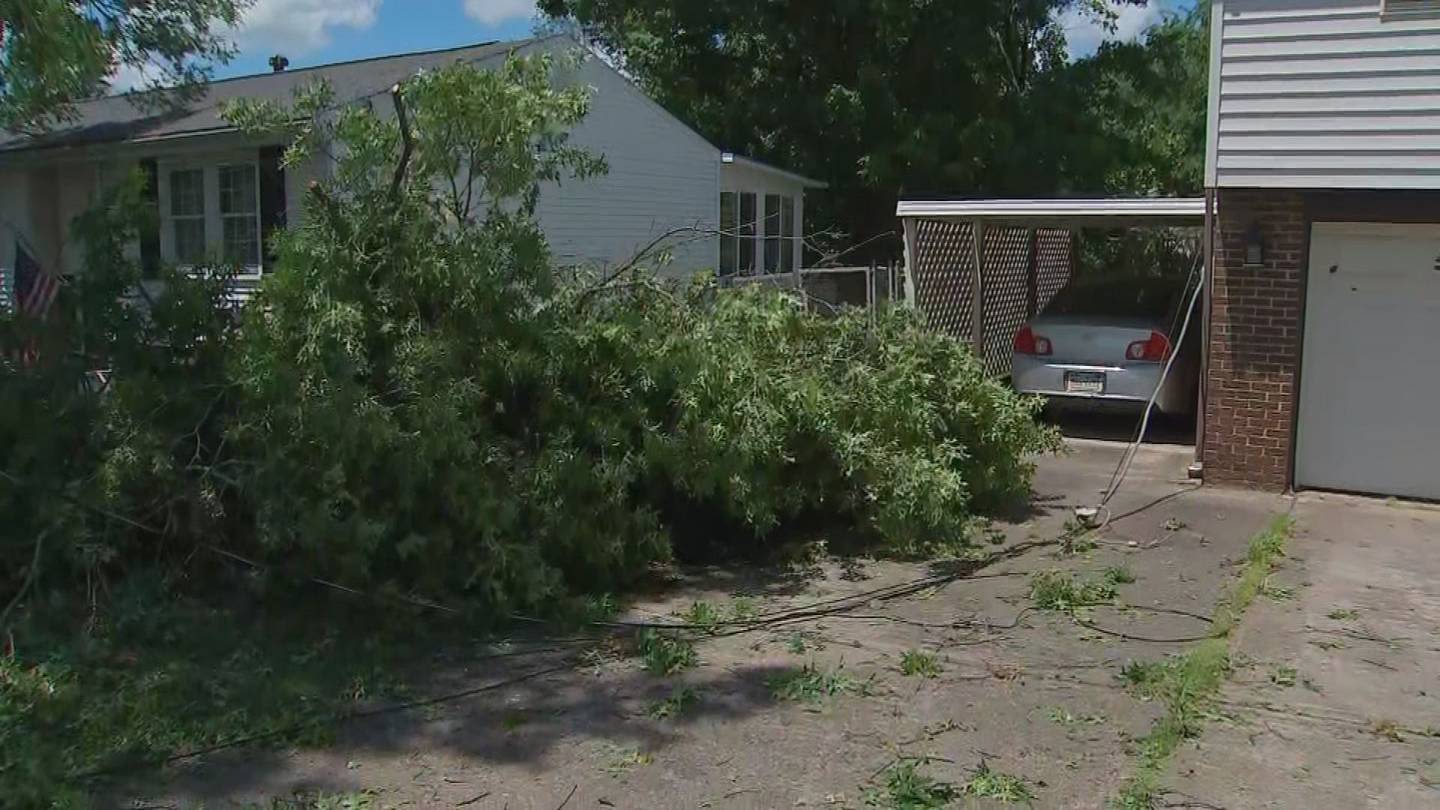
[0,36,824,301]
[1200,0,1440,499]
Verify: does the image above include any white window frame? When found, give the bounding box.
[719,191,737,276]
[157,153,264,276]
[720,190,802,276]
[763,193,783,273]
[780,194,797,273]
[1382,0,1440,18]
[738,191,759,274]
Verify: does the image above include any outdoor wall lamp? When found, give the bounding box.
[1244,222,1266,267]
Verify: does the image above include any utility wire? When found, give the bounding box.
[1097,251,1207,511]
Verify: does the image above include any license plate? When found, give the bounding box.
[1064,371,1106,394]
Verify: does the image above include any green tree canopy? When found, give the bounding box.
[1065,4,1209,196]
[0,0,248,134]
[539,0,1205,256]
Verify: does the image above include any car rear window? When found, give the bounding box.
[1044,277,1183,321]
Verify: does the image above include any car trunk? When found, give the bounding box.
[1028,316,1163,366]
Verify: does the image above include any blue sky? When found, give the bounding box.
[215,1,542,78]
[207,0,1193,81]
[1060,0,1193,59]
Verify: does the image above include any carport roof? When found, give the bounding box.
[896,198,1207,227]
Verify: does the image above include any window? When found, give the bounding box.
[720,190,802,276]
[159,158,264,273]
[720,191,737,275]
[781,195,796,273]
[1383,0,1440,16]
[738,192,757,274]
[219,164,260,267]
[764,194,781,273]
[168,168,207,265]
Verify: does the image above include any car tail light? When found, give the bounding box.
[1013,325,1052,356]
[1126,331,1172,362]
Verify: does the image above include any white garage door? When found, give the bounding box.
[1297,222,1440,500]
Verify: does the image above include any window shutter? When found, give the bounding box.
[139,159,160,278]
[258,146,286,270]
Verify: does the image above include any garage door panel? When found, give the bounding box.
[1297,222,1440,500]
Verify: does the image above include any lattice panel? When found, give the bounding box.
[1034,228,1072,315]
[979,227,1034,376]
[910,222,1074,377]
[911,220,975,343]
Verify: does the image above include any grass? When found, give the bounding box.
[1047,706,1107,726]
[635,629,698,675]
[1210,516,1292,636]
[1259,577,1295,602]
[1029,569,1126,613]
[899,649,942,678]
[0,576,417,809]
[678,600,724,630]
[864,759,957,809]
[1104,565,1137,585]
[1370,719,1405,743]
[245,792,377,809]
[599,744,653,775]
[677,598,761,631]
[1111,515,1293,809]
[1059,517,1098,555]
[1327,607,1360,621]
[730,597,759,621]
[645,685,700,720]
[1119,659,1172,695]
[960,763,1036,804]
[554,592,620,628]
[767,663,870,704]
[1269,664,1298,687]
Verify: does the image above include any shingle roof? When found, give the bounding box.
[0,39,531,154]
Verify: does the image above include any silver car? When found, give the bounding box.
[1010,282,1199,415]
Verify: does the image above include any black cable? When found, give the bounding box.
[61,557,1033,784]
[1076,619,1213,645]
[68,661,577,782]
[591,570,1029,636]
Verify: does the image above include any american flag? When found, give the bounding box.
[12,240,59,320]
[4,239,59,368]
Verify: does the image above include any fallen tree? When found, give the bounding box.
[0,53,1058,621]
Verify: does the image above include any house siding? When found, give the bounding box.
[534,50,720,277]
[1207,0,1440,189]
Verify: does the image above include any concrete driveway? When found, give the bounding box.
[1166,492,1440,808]
[128,440,1307,809]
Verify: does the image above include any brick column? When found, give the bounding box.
[1203,189,1306,490]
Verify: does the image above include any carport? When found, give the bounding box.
[895,197,1211,465]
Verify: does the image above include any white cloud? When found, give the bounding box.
[108,61,156,93]
[1058,1,1169,60]
[234,0,382,54]
[462,0,537,26]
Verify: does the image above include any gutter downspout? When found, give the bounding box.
[901,216,917,308]
[1192,188,1215,480]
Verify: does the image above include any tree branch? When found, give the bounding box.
[390,83,415,201]
[1,530,46,630]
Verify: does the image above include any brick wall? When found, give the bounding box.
[1203,189,1306,490]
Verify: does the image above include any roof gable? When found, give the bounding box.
[0,39,530,154]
